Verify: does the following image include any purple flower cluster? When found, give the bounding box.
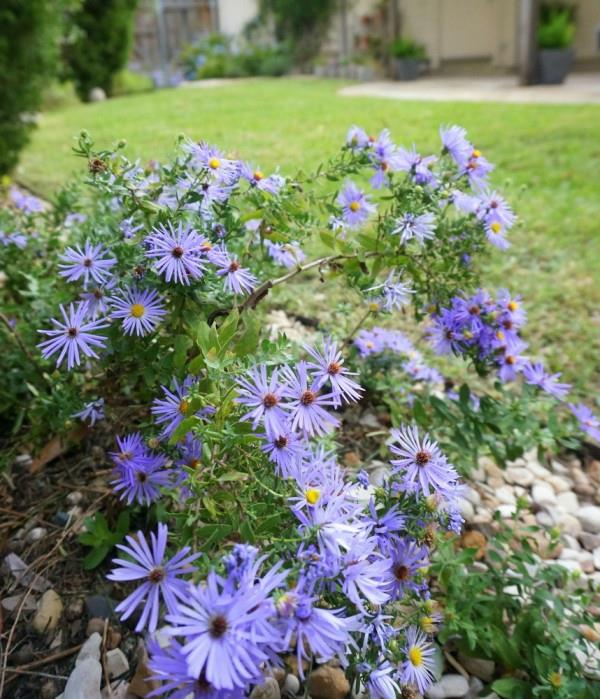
[428,288,530,382]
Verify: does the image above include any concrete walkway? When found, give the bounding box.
[339,72,600,104]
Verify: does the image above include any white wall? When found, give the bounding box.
[218,0,259,36]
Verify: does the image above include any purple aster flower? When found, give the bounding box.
[184,141,240,185]
[389,425,458,495]
[152,376,198,438]
[337,182,376,228]
[462,148,493,189]
[165,569,279,690]
[497,339,528,382]
[64,212,87,227]
[400,626,436,694]
[120,216,144,239]
[266,241,306,269]
[440,124,472,166]
[110,286,166,336]
[304,337,363,406]
[396,146,438,187]
[364,660,401,699]
[73,398,105,425]
[378,271,414,312]
[80,278,117,319]
[9,186,44,213]
[58,241,116,288]
[239,163,284,194]
[522,362,571,400]
[38,302,109,370]
[260,431,306,478]
[176,434,203,470]
[485,220,510,249]
[341,540,391,611]
[569,403,600,442]
[387,539,429,600]
[110,432,146,466]
[496,290,527,329]
[282,361,340,437]
[369,129,403,188]
[355,329,384,357]
[476,190,516,229]
[147,638,245,699]
[346,125,371,150]
[111,451,170,506]
[0,230,28,248]
[145,222,207,285]
[107,523,200,632]
[210,246,257,295]
[236,365,290,438]
[392,212,436,246]
[364,498,406,554]
[278,593,360,676]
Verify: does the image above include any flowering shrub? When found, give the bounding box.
[1,122,599,696]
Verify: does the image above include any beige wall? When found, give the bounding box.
[217,0,258,36]
[325,0,600,70]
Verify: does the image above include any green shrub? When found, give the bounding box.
[65,0,139,101]
[0,1,64,175]
[112,68,154,97]
[538,7,575,49]
[389,37,427,60]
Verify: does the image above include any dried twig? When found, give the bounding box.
[4,643,83,678]
[444,650,470,679]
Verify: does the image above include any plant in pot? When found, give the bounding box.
[537,4,576,84]
[389,36,427,81]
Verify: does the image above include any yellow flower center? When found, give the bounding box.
[508,300,518,311]
[179,399,190,415]
[369,302,379,312]
[490,221,502,233]
[366,341,374,349]
[131,303,145,318]
[208,157,221,170]
[472,149,481,158]
[253,170,264,181]
[305,488,321,505]
[409,646,423,667]
[349,201,361,212]
[496,330,505,341]
[549,672,562,688]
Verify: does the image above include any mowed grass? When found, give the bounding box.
[18,78,600,390]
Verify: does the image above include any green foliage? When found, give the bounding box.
[389,37,427,60]
[433,519,600,697]
[259,0,337,65]
[180,33,291,80]
[78,510,130,569]
[0,1,64,175]
[65,0,139,100]
[538,6,575,49]
[112,68,154,97]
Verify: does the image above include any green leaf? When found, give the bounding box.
[491,678,528,698]
[217,309,239,354]
[83,544,111,570]
[173,335,193,370]
[235,313,260,357]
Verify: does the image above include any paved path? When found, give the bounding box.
[339,73,600,104]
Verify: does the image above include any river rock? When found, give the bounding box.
[32,589,63,633]
[250,678,281,699]
[307,665,350,699]
[556,491,579,513]
[457,498,475,522]
[457,653,495,681]
[557,513,582,536]
[577,506,600,534]
[426,674,470,698]
[106,648,129,679]
[283,673,300,695]
[505,466,533,487]
[64,656,102,699]
[532,482,556,507]
[580,532,600,551]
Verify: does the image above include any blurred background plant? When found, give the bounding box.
[538,2,576,49]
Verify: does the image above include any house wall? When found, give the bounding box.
[217,0,258,36]
[324,0,600,71]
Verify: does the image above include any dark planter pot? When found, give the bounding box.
[391,57,422,81]
[537,48,573,84]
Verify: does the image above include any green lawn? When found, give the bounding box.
[18,78,600,390]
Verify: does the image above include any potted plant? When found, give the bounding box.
[389,37,427,81]
[537,5,576,84]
